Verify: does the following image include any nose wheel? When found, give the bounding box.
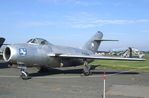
[18,64,31,80]
[20,71,30,80]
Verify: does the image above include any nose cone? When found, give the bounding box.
[3,46,17,63]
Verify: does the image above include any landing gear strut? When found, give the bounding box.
[83,60,91,76]
[18,64,31,80]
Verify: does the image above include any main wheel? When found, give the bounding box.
[83,71,90,76]
[83,65,91,76]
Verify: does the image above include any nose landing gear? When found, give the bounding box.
[18,64,31,80]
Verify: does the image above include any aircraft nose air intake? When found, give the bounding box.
[3,46,16,62]
[3,47,11,61]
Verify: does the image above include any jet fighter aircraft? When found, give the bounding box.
[0,37,5,60]
[0,31,145,80]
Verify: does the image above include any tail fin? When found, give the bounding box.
[83,31,103,53]
[0,37,5,48]
[83,31,118,53]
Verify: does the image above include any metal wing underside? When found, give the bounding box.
[49,54,146,61]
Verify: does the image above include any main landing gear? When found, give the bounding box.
[18,64,31,80]
[83,60,91,76]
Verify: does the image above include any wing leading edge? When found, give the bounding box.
[49,54,146,61]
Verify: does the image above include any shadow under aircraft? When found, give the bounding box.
[29,67,139,78]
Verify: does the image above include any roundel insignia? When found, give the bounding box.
[91,42,95,48]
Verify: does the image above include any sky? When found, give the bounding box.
[0,0,149,51]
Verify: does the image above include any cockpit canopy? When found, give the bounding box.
[27,38,50,45]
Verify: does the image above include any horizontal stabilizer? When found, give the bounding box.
[96,39,119,41]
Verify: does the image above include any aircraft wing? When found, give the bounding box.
[49,54,146,61]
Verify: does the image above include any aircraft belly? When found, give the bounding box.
[47,57,60,67]
[60,59,84,67]
[47,58,84,67]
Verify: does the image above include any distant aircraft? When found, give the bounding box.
[0,37,5,60]
[0,31,145,80]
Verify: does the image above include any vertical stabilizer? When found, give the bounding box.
[83,31,103,53]
[0,37,5,48]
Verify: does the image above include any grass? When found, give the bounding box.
[91,53,149,72]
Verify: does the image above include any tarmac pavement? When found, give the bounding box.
[0,63,149,98]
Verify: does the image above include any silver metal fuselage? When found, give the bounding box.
[3,43,93,67]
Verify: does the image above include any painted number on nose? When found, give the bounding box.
[19,48,27,56]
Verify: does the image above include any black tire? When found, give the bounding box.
[20,72,31,80]
[83,66,91,76]
[83,71,90,76]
